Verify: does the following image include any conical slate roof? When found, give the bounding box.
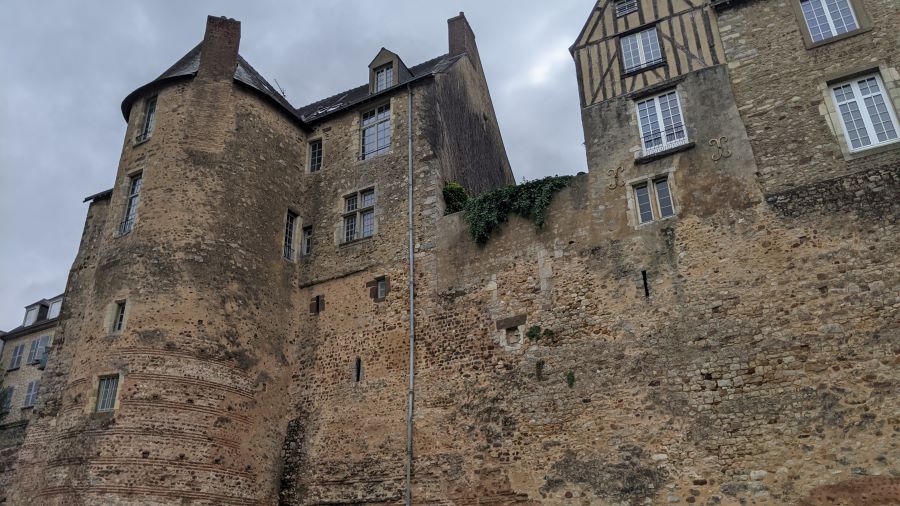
[120,44,305,127]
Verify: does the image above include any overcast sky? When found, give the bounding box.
[0,0,590,330]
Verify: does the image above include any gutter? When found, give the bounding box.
[404,83,416,506]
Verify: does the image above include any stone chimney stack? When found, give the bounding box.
[198,15,241,80]
[448,12,482,71]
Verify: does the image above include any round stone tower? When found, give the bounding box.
[8,16,309,505]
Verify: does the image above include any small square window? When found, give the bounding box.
[113,301,127,332]
[310,295,325,315]
[831,72,899,152]
[376,277,387,299]
[309,140,323,172]
[96,375,119,413]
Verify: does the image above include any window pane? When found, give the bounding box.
[24,308,37,326]
[345,194,358,212]
[97,376,118,412]
[302,226,312,255]
[640,28,663,65]
[637,99,662,150]
[864,94,898,143]
[655,179,674,217]
[361,210,375,238]
[824,0,857,35]
[361,190,375,208]
[620,33,641,73]
[27,340,39,363]
[801,0,834,42]
[838,101,871,149]
[635,184,654,223]
[616,0,638,17]
[309,140,322,172]
[344,215,356,242]
[284,212,296,259]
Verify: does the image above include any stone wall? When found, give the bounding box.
[716,0,900,195]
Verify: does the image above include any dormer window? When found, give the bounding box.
[374,64,394,92]
[24,307,38,326]
[48,299,62,319]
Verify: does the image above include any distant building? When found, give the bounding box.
[0,295,61,425]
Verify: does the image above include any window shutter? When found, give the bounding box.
[27,340,39,364]
[309,297,318,315]
[318,295,325,312]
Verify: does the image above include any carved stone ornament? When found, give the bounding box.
[710,136,732,161]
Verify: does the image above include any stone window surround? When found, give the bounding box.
[105,298,131,335]
[337,186,377,245]
[624,169,678,228]
[819,64,900,161]
[359,102,392,160]
[790,0,872,50]
[86,372,122,415]
[283,209,299,261]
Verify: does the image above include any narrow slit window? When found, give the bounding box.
[284,211,297,260]
[832,73,899,152]
[641,270,650,298]
[96,375,119,412]
[354,357,362,382]
[113,301,126,332]
[119,173,143,235]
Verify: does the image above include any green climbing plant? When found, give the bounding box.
[462,175,575,245]
[566,371,576,388]
[442,182,470,215]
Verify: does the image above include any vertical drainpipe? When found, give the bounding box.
[404,83,416,506]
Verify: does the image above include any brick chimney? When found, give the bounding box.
[448,12,482,71]
[198,16,241,80]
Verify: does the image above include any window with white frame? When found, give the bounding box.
[343,189,376,243]
[361,104,391,159]
[636,90,688,156]
[632,176,676,224]
[96,375,119,412]
[48,299,62,319]
[23,380,39,408]
[23,307,38,326]
[119,173,142,235]
[832,73,899,152]
[1,386,13,413]
[34,335,52,365]
[27,338,40,364]
[136,95,157,143]
[8,344,24,370]
[616,0,639,17]
[374,64,394,92]
[799,0,859,43]
[620,27,663,73]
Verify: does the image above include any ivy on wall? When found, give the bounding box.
[444,175,574,245]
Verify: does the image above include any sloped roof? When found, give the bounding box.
[120,44,305,128]
[296,54,462,123]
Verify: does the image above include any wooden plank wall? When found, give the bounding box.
[572,0,726,106]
